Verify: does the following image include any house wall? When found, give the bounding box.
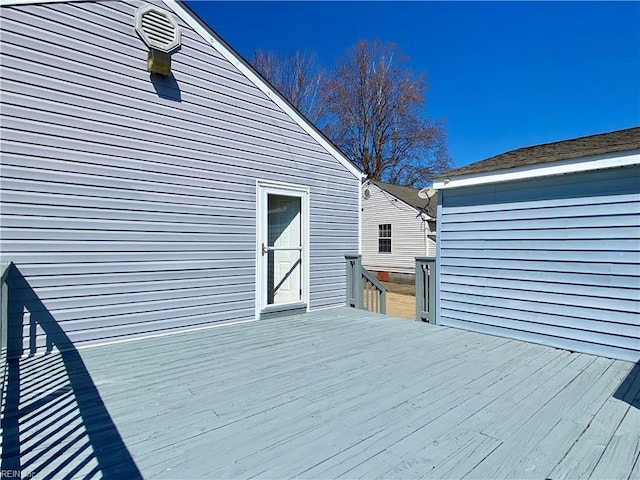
[362,182,435,276]
[0,0,359,353]
[437,163,640,362]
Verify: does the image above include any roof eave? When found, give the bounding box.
[366,180,436,218]
[433,149,640,190]
[365,180,419,212]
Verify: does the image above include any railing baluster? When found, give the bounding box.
[364,278,367,309]
[345,255,387,314]
[366,279,370,311]
[364,279,368,310]
[365,279,368,310]
[375,285,379,312]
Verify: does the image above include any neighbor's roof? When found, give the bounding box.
[439,126,640,178]
[370,180,437,218]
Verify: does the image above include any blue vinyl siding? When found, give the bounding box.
[437,164,640,362]
[0,0,359,353]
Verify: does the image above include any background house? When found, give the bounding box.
[361,180,436,283]
[0,0,362,355]
[433,127,640,362]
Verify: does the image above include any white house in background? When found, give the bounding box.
[361,180,436,283]
[433,126,640,362]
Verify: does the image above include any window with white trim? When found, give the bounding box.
[378,224,391,253]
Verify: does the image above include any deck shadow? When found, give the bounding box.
[0,264,142,479]
[613,361,640,410]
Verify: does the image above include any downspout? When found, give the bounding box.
[435,189,442,325]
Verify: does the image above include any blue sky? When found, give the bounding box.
[185,1,640,169]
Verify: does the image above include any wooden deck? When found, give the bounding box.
[1,307,638,479]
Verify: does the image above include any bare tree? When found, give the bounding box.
[252,50,326,125]
[322,40,451,186]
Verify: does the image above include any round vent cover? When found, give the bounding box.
[363,188,371,199]
[135,5,181,54]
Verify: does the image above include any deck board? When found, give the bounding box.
[549,359,640,480]
[1,307,637,479]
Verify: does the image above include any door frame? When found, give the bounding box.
[255,180,310,319]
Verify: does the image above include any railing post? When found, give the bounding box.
[428,258,436,324]
[345,254,363,309]
[415,257,436,323]
[415,259,424,322]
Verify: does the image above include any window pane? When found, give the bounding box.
[378,224,391,252]
[268,195,301,248]
[378,224,391,238]
[266,194,302,306]
[267,249,302,305]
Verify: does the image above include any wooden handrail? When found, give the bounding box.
[361,267,386,294]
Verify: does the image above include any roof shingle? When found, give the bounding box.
[439,127,640,178]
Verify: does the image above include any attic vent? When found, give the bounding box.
[135,5,181,54]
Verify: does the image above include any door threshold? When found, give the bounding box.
[260,302,307,319]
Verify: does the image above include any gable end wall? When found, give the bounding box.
[0,0,359,353]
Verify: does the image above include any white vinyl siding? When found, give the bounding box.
[437,163,640,362]
[0,0,359,353]
[362,182,435,274]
